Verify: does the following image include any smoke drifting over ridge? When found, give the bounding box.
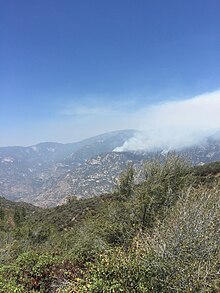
[114,90,220,152]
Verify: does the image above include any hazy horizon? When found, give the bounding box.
[1,1,220,147]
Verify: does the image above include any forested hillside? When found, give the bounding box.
[0,155,219,292]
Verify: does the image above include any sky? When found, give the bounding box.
[0,0,220,147]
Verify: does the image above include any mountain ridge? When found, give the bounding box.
[1,129,220,207]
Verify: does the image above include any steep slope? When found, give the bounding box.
[180,135,220,164]
[0,130,135,203]
[32,152,148,207]
[33,135,220,207]
[0,159,219,292]
[1,129,220,207]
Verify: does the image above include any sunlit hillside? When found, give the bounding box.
[0,155,219,292]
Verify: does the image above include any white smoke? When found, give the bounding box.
[114,90,220,152]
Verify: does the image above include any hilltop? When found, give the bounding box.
[0,156,219,292]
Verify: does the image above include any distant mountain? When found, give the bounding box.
[0,130,135,205]
[1,129,220,207]
[179,134,220,165]
[32,151,148,207]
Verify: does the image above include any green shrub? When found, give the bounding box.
[61,247,152,293]
[0,251,59,292]
[142,185,220,292]
[136,154,192,228]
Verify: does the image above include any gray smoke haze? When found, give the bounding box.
[114,90,220,152]
[2,90,220,148]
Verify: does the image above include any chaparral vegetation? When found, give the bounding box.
[0,154,219,292]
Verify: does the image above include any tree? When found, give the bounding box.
[0,207,5,220]
[117,164,135,200]
[137,154,192,228]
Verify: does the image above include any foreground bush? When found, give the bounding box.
[63,184,220,293]
[59,247,151,293]
[0,155,219,292]
[143,184,220,292]
[135,154,192,228]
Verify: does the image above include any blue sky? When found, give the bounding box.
[1,0,220,146]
